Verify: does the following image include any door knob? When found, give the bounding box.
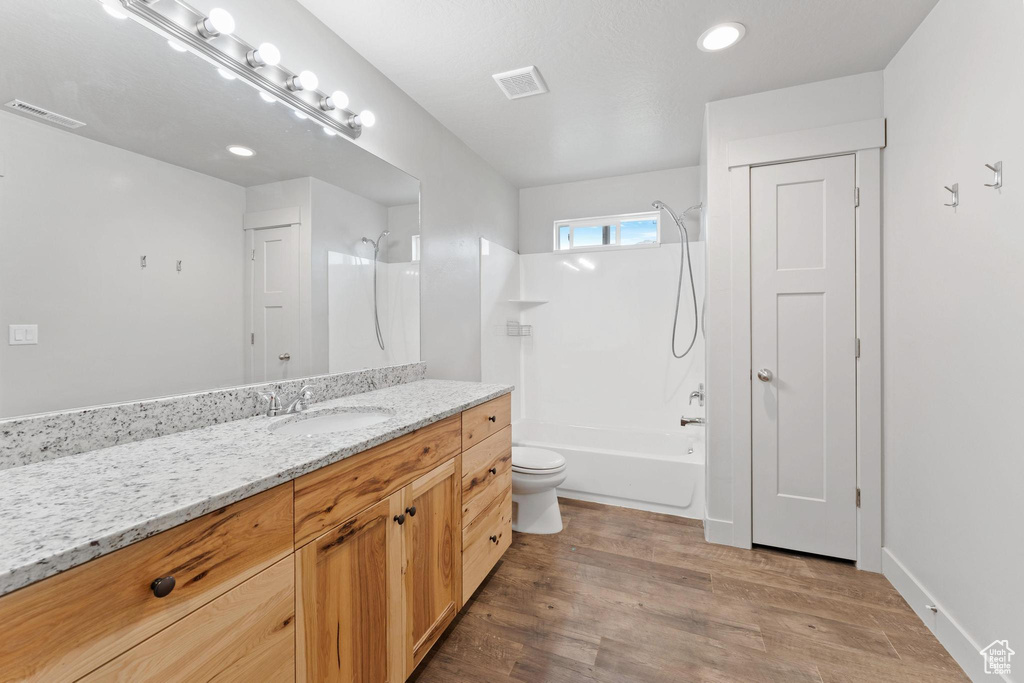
[757,369,773,382]
[279,353,291,361]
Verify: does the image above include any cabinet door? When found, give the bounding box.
[403,457,462,670]
[296,493,404,683]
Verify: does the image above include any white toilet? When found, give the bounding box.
[510,446,567,534]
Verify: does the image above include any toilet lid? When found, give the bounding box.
[512,446,566,471]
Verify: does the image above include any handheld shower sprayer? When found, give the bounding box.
[362,230,391,350]
[653,200,703,359]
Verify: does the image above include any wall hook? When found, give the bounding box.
[140,255,147,269]
[176,260,182,272]
[984,161,1002,190]
[943,183,959,208]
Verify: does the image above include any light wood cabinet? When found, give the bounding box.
[295,493,405,683]
[0,394,513,683]
[402,457,462,670]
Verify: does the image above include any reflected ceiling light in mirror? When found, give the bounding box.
[217,68,236,80]
[697,22,745,52]
[246,42,280,68]
[226,145,255,157]
[167,39,188,53]
[101,1,128,19]
[294,110,308,120]
[288,70,318,92]
[322,126,336,136]
[259,91,276,103]
[321,90,349,111]
[197,8,235,38]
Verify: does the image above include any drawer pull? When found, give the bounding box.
[150,576,176,598]
[489,467,497,475]
[405,506,417,517]
[489,535,498,544]
[488,415,497,422]
[394,513,406,525]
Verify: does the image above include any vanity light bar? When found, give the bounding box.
[114,0,364,139]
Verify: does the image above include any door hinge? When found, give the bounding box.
[251,249,255,261]
[856,337,861,359]
[855,187,861,207]
[856,488,862,508]
[250,332,255,345]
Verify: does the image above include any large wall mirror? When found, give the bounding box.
[0,0,421,418]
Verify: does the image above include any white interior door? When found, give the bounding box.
[751,155,857,560]
[247,225,299,382]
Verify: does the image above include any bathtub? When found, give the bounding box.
[513,419,705,520]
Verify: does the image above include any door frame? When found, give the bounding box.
[726,119,885,571]
[243,206,302,384]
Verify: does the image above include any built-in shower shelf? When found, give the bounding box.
[507,321,533,337]
[507,299,548,305]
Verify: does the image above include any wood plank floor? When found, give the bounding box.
[410,498,967,682]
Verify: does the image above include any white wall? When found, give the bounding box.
[0,112,246,417]
[882,0,1024,671]
[702,72,884,532]
[387,203,420,264]
[519,167,700,254]
[479,239,522,422]
[191,0,519,382]
[515,167,703,434]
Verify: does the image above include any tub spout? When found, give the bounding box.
[680,416,706,427]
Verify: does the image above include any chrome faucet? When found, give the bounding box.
[689,383,705,407]
[258,385,313,417]
[680,416,706,427]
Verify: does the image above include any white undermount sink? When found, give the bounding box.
[270,408,394,436]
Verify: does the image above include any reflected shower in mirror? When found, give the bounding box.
[0,0,420,418]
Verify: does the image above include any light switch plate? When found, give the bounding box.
[9,324,38,345]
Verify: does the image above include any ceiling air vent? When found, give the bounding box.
[4,100,86,129]
[492,66,549,100]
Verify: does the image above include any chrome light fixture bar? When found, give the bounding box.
[116,0,363,138]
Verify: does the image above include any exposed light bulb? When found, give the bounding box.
[102,2,128,19]
[298,70,318,90]
[323,126,337,136]
[247,42,281,68]
[198,8,235,37]
[358,110,376,128]
[259,91,276,103]
[167,39,188,53]
[227,145,255,157]
[217,68,236,80]
[322,90,349,111]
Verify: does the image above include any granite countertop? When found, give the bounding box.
[0,379,513,597]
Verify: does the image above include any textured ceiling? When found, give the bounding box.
[299,0,937,187]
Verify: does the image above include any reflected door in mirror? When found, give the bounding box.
[247,226,300,382]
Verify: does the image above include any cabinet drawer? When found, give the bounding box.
[461,486,512,604]
[461,394,511,451]
[294,415,462,546]
[461,426,512,527]
[81,556,295,683]
[0,484,293,683]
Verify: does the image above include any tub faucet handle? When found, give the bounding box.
[688,383,705,407]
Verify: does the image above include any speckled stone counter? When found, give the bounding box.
[0,379,513,597]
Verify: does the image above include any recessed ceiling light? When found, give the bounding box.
[698,22,745,52]
[227,145,255,157]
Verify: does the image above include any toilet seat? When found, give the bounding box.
[511,446,566,473]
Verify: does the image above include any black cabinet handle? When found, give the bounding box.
[150,576,176,598]
[394,513,406,525]
[487,415,497,423]
[489,535,498,544]
[489,467,497,475]
[405,506,417,517]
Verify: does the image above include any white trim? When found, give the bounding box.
[722,121,885,570]
[243,206,302,230]
[703,517,734,546]
[727,118,886,169]
[883,549,998,682]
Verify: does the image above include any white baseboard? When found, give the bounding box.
[556,489,701,520]
[882,548,1006,682]
[703,517,735,546]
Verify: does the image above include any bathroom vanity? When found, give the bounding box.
[0,381,512,682]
